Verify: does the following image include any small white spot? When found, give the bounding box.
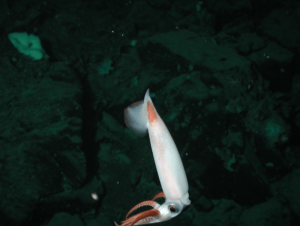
[91,193,98,200]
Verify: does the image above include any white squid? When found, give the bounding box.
[115,89,190,226]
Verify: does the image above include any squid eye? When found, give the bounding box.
[169,204,176,213]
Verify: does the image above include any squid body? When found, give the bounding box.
[115,89,190,226]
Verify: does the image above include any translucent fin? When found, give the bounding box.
[124,89,153,136]
[124,100,148,136]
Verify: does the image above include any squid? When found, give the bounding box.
[115,89,190,226]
